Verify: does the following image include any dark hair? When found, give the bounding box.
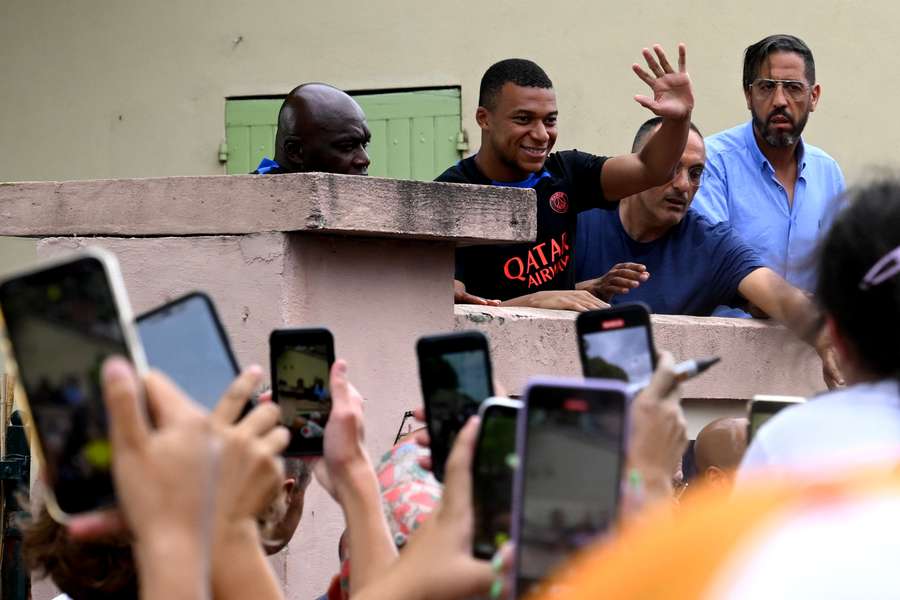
[478,58,553,110]
[816,180,900,378]
[631,117,703,153]
[742,34,816,90]
[24,505,137,600]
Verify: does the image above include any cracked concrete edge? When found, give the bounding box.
[0,173,536,243]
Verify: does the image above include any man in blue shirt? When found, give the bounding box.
[253,83,371,176]
[576,117,842,388]
[691,35,844,294]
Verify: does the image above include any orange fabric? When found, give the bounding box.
[534,467,900,600]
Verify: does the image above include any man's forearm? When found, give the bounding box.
[636,116,691,186]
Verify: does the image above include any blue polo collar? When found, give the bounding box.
[742,120,807,175]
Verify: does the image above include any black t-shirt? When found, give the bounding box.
[435,151,612,301]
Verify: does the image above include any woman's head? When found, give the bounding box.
[817,179,900,379]
[23,504,136,600]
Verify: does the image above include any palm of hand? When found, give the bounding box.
[647,72,693,119]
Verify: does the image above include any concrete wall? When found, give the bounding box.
[1,0,895,184]
[0,173,532,600]
[454,306,824,437]
[3,173,831,598]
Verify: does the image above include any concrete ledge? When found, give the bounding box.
[454,305,825,400]
[0,173,536,243]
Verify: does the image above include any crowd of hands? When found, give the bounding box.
[61,347,689,600]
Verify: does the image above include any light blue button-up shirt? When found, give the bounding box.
[692,121,845,292]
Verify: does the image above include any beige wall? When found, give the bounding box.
[1,0,895,183]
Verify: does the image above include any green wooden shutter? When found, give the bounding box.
[225,99,281,174]
[224,88,462,180]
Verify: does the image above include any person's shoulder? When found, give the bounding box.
[434,156,481,184]
[679,209,733,240]
[762,381,900,436]
[801,141,842,169]
[704,123,749,156]
[546,149,607,173]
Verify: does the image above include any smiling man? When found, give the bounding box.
[691,35,844,296]
[575,118,842,388]
[436,46,695,310]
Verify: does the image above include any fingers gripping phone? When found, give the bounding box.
[472,397,522,559]
[137,292,241,411]
[576,303,657,390]
[0,249,147,519]
[270,328,334,456]
[511,377,627,598]
[417,331,494,482]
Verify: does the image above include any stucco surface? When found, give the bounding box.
[0,173,535,243]
[1,1,894,185]
[454,305,824,434]
[32,232,456,598]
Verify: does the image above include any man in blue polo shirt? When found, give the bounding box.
[691,35,844,296]
[575,117,842,388]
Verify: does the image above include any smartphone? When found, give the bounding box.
[270,328,334,456]
[417,331,494,482]
[0,249,147,519]
[137,292,240,411]
[747,395,805,441]
[576,303,657,389]
[511,377,627,598]
[472,397,522,559]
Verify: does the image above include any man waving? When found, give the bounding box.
[437,44,694,310]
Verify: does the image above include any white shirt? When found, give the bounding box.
[710,491,900,600]
[737,379,900,486]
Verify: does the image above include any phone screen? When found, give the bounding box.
[516,384,625,596]
[473,402,519,559]
[420,340,493,481]
[138,294,238,410]
[271,329,333,455]
[581,324,654,388]
[0,256,129,514]
[748,401,797,441]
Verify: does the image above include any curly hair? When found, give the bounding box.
[23,505,137,600]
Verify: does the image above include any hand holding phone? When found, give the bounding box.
[577,303,656,389]
[627,351,688,487]
[137,292,240,411]
[472,397,521,559]
[0,249,146,518]
[417,331,494,481]
[270,328,334,456]
[512,378,627,598]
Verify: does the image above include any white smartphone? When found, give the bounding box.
[0,248,147,521]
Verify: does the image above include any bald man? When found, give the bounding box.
[253,83,371,175]
[693,417,748,491]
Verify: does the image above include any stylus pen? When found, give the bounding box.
[626,356,721,395]
[672,356,721,383]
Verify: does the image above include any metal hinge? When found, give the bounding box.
[218,141,229,163]
[0,456,26,482]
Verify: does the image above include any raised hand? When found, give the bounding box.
[632,43,693,120]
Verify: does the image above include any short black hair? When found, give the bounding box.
[631,117,703,153]
[478,58,553,110]
[742,34,816,90]
[817,180,900,379]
